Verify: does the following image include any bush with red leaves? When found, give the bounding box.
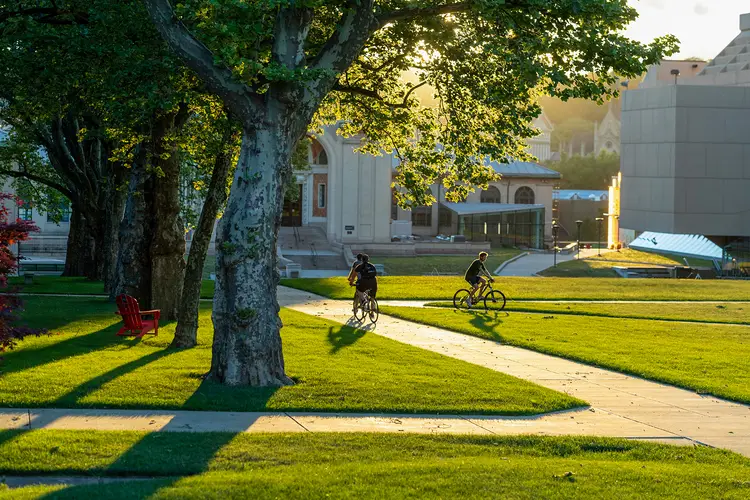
[0,193,46,352]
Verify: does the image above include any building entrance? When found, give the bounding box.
[281,184,303,226]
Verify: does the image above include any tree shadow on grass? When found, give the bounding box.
[0,324,125,380]
[49,349,179,408]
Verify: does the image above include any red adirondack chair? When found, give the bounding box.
[115,294,160,338]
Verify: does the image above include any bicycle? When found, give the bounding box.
[352,287,379,323]
[453,278,506,311]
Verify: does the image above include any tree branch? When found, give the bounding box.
[0,169,74,200]
[334,81,427,109]
[376,2,471,27]
[142,0,257,120]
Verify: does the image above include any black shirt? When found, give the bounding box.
[465,259,488,280]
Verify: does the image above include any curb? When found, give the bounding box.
[494,252,529,275]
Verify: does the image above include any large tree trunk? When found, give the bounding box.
[113,146,154,306]
[150,112,187,321]
[209,124,294,386]
[173,125,237,348]
[62,207,106,281]
[62,207,93,277]
[113,111,187,313]
[103,163,127,294]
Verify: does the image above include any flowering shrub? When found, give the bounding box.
[0,193,46,352]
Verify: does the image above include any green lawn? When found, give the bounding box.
[426,301,750,325]
[539,249,713,278]
[281,276,750,301]
[379,306,750,405]
[0,297,580,415]
[372,250,520,276]
[2,430,749,499]
[8,276,216,299]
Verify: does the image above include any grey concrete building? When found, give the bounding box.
[620,12,750,246]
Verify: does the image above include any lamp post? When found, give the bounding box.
[575,220,583,260]
[595,217,604,256]
[552,221,559,267]
[670,68,680,85]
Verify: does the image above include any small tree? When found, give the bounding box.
[0,194,45,352]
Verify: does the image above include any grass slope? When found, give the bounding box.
[539,249,713,278]
[1,430,749,499]
[380,306,750,404]
[426,301,750,325]
[373,250,520,276]
[0,297,580,415]
[281,276,750,301]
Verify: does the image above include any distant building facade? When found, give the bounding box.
[619,12,750,247]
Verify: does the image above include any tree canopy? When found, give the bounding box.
[147,0,677,206]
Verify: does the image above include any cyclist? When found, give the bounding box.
[464,251,492,306]
[353,254,378,306]
[348,253,364,313]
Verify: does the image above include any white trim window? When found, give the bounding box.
[317,183,326,209]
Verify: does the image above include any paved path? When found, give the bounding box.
[0,407,692,443]
[278,287,750,456]
[497,248,605,276]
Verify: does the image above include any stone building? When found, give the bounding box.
[619,12,750,249]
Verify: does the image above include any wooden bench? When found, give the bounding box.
[115,294,160,338]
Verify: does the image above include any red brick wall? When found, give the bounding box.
[313,173,327,218]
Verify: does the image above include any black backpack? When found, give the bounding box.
[360,262,377,279]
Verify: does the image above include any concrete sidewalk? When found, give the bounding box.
[278,286,750,457]
[0,407,692,444]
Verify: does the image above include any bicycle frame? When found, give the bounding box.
[471,276,494,300]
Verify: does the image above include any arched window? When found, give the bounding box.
[605,141,613,150]
[310,138,328,165]
[514,186,535,205]
[480,186,501,203]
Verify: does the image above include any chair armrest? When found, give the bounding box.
[140,309,161,319]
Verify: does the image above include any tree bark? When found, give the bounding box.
[113,146,154,307]
[173,125,237,348]
[150,111,187,321]
[103,163,127,294]
[209,124,293,386]
[113,110,187,314]
[62,207,94,277]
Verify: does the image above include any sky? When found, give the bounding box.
[624,0,748,60]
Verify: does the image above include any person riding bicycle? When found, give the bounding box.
[353,254,378,305]
[464,251,492,306]
[348,253,364,313]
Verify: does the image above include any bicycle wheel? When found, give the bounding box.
[453,289,472,309]
[353,295,366,321]
[484,290,506,311]
[368,298,379,323]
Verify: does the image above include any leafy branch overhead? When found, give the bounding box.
[145,0,676,207]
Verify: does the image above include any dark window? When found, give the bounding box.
[317,183,326,208]
[480,186,501,203]
[391,188,398,220]
[19,202,33,221]
[438,205,453,227]
[514,186,535,205]
[411,205,432,227]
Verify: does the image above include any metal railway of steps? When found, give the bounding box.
[278,226,349,271]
